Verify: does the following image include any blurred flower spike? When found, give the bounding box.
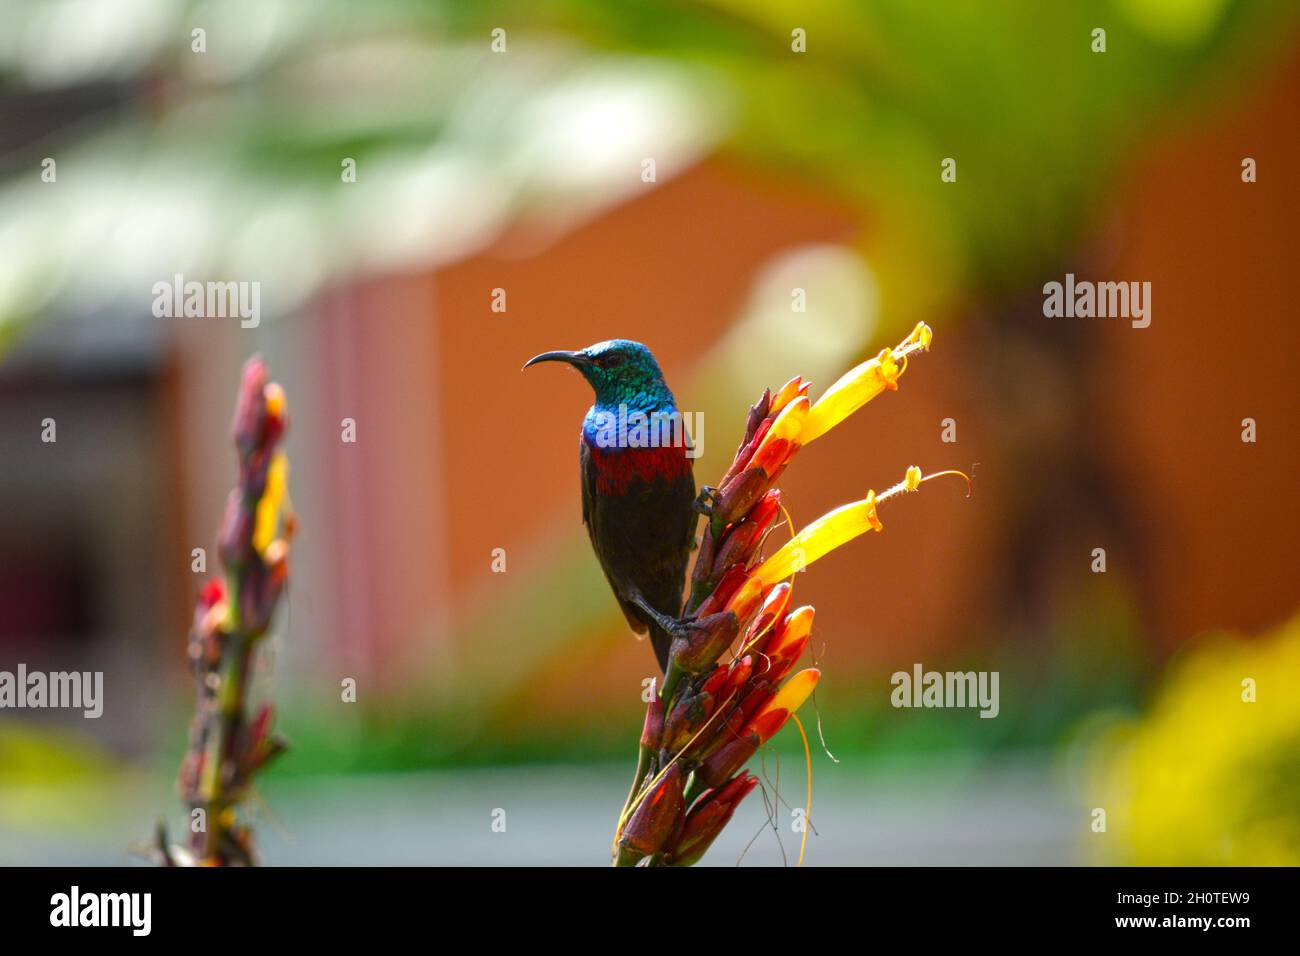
[615,324,964,867]
[159,355,294,867]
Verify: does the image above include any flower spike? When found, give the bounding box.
[612,325,962,865]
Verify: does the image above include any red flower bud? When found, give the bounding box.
[719,391,772,489]
[693,565,749,618]
[690,700,749,763]
[713,519,765,575]
[721,655,754,701]
[696,732,760,791]
[743,389,772,446]
[711,466,770,532]
[737,680,775,727]
[757,606,815,680]
[231,356,270,455]
[742,581,792,648]
[666,772,759,867]
[699,665,728,698]
[669,611,740,675]
[667,693,717,754]
[217,490,256,567]
[689,530,717,590]
[747,489,783,535]
[763,640,809,685]
[640,698,665,751]
[617,762,686,865]
[663,690,701,752]
[712,491,781,575]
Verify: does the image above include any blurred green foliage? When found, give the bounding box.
[441,0,1298,316]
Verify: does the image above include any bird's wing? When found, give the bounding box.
[633,470,696,619]
[581,436,649,635]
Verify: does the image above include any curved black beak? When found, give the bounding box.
[523,349,590,371]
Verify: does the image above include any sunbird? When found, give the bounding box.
[525,340,697,671]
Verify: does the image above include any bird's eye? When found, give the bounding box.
[602,352,626,368]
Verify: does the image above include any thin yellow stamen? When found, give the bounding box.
[793,712,812,868]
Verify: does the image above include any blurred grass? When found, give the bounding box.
[0,578,1149,784]
[255,608,1148,775]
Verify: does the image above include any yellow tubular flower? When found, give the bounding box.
[799,322,933,446]
[765,668,820,718]
[750,668,821,742]
[749,465,943,586]
[253,452,289,558]
[768,605,815,656]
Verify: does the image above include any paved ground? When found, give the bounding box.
[3,752,1087,866]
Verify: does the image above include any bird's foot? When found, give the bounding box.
[629,594,694,642]
[692,486,717,517]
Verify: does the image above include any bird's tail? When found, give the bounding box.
[647,622,672,674]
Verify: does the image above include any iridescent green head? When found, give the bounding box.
[524,339,676,411]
